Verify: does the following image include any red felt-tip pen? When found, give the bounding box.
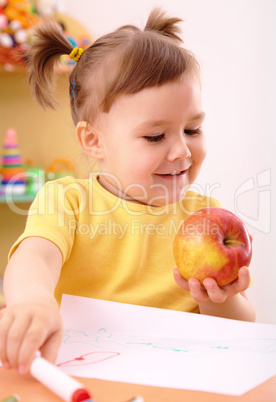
[30,352,95,402]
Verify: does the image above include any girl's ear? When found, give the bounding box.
[75,121,104,159]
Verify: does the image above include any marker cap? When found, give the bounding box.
[72,388,91,402]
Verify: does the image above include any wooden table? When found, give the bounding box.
[0,368,275,402]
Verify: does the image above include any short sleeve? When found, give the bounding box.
[8,177,85,263]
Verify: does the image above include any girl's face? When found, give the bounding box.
[95,76,207,206]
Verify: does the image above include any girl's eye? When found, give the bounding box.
[144,134,165,143]
[184,128,202,135]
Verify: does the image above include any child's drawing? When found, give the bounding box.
[57,350,120,368]
[56,327,276,368]
[56,296,276,395]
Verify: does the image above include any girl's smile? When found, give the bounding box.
[88,75,207,207]
[155,167,191,178]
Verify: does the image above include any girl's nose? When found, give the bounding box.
[167,136,192,161]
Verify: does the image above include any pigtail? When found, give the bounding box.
[144,7,183,42]
[26,18,74,109]
[22,8,199,125]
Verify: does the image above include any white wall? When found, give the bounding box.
[64,0,276,324]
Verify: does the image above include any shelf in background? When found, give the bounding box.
[0,64,26,75]
[0,193,35,204]
[0,64,73,76]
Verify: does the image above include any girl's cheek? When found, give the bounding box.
[196,136,207,162]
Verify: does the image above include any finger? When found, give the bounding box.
[17,318,54,374]
[233,266,251,293]
[203,278,227,303]
[173,268,190,291]
[5,313,32,370]
[188,278,209,303]
[0,310,14,368]
[40,326,64,364]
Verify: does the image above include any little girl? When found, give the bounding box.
[0,8,255,375]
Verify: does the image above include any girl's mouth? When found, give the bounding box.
[156,170,187,178]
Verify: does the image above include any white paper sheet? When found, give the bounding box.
[57,294,276,396]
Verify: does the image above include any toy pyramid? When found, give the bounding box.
[1,128,26,194]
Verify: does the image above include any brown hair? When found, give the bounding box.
[27,8,200,125]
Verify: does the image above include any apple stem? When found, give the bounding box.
[224,239,245,247]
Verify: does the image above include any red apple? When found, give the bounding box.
[173,207,252,287]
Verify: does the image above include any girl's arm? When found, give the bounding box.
[0,237,64,374]
[174,266,256,322]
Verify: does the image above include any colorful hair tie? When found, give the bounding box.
[69,47,84,62]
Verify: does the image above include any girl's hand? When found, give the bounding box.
[0,303,63,375]
[173,266,251,304]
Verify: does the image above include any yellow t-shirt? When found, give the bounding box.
[9,176,222,312]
